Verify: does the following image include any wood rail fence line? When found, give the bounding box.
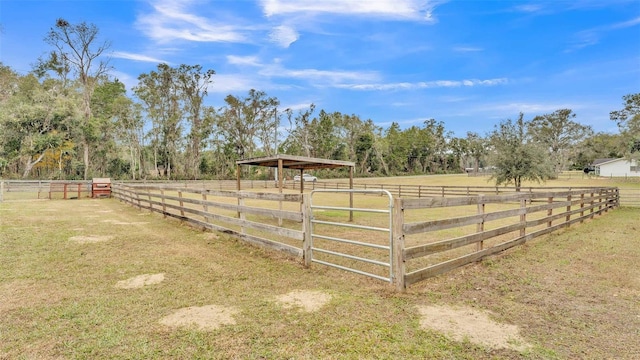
[3,179,636,206]
[395,188,618,289]
[109,183,619,291]
[112,184,306,258]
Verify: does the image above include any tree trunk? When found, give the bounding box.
[22,152,47,178]
[83,141,89,180]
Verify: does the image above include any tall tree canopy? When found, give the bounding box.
[528,109,593,175]
[38,18,111,180]
[489,113,553,190]
[610,93,640,159]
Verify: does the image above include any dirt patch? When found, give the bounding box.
[417,305,531,352]
[159,305,239,331]
[275,290,332,312]
[69,235,114,244]
[115,273,165,289]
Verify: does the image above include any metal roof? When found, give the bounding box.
[236,154,354,170]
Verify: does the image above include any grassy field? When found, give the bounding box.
[1,174,639,359]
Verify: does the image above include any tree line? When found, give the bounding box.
[1,19,638,187]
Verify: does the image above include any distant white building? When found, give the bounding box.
[593,158,640,177]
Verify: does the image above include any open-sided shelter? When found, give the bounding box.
[235,154,355,193]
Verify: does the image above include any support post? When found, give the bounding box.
[392,198,406,291]
[302,194,312,267]
[202,192,208,222]
[520,198,526,237]
[349,166,354,222]
[547,197,553,228]
[178,191,184,217]
[0,180,3,202]
[236,164,241,218]
[566,193,572,226]
[476,195,485,253]
[278,158,283,226]
[161,189,167,218]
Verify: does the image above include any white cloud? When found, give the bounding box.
[269,25,299,48]
[111,51,169,64]
[336,78,508,91]
[227,55,262,67]
[453,46,483,52]
[137,0,251,43]
[610,16,640,29]
[479,102,579,114]
[261,66,380,85]
[567,15,640,52]
[260,0,439,22]
[513,4,544,13]
[206,74,264,94]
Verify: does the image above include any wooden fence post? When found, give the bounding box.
[547,196,553,228]
[202,192,208,221]
[520,199,526,237]
[302,194,312,267]
[598,189,603,213]
[135,188,141,208]
[161,189,167,218]
[239,196,245,234]
[178,191,185,217]
[392,198,406,292]
[580,193,585,223]
[476,194,485,253]
[0,180,3,202]
[566,193,572,226]
[590,191,595,218]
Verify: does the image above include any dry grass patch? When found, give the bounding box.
[115,273,165,289]
[158,305,239,331]
[68,235,114,244]
[275,290,333,312]
[417,304,531,352]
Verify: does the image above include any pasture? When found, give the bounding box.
[1,174,639,359]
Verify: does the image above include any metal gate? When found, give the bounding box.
[309,189,394,282]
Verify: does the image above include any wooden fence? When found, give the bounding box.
[111,183,307,258]
[111,182,619,290]
[0,180,92,200]
[394,187,619,289]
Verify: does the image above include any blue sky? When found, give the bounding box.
[1,0,639,137]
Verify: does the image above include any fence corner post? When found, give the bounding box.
[392,198,406,292]
[302,194,312,267]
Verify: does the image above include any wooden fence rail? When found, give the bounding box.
[396,187,619,289]
[112,183,306,258]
